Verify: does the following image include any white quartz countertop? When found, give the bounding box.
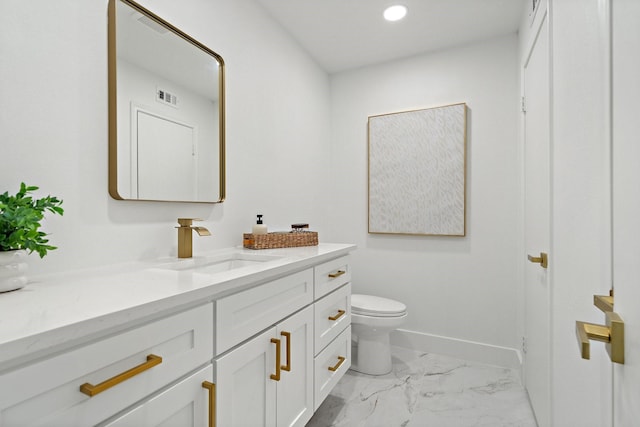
[0,243,355,370]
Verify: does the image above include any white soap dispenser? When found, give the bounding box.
[252,214,268,235]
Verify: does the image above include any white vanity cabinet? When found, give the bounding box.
[212,256,352,426]
[0,304,213,427]
[213,269,315,427]
[312,257,352,410]
[214,305,314,427]
[0,244,356,427]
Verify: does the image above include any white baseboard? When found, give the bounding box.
[390,328,523,372]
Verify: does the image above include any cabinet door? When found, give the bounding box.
[276,306,313,427]
[215,327,278,427]
[102,365,212,427]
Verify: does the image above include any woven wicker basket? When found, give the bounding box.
[243,231,318,249]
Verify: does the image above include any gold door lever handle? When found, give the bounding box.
[594,294,614,313]
[527,252,548,268]
[576,311,624,364]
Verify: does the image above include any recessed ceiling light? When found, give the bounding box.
[383,5,408,22]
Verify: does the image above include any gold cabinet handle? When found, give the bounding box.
[79,354,162,397]
[327,356,346,372]
[576,311,624,364]
[202,381,216,427]
[270,338,281,381]
[328,270,346,278]
[328,309,346,321]
[281,331,291,372]
[527,252,548,268]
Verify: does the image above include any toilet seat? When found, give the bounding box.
[351,294,407,317]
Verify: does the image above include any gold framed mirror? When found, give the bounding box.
[108,0,225,203]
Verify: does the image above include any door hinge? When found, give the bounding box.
[521,96,526,113]
[522,336,527,354]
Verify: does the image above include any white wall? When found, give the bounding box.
[0,0,331,275]
[328,36,521,354]
[2,0,523,366]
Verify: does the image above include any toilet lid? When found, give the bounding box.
[351,294,407,317]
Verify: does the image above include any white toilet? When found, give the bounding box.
[350,294,407,375]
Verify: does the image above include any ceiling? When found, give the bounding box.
[253,0,528,73]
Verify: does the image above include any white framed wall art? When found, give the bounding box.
[368,103,467,236]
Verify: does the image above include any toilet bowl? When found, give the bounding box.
[350,294,407,375]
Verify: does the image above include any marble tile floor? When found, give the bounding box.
[307,346,537,427]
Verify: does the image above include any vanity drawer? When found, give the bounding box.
[215,268,314,354]
[314,283,351,355]
[102,364,212,426]
[314,256,351,299]
[0,303,213,427]
[314,326,351,411]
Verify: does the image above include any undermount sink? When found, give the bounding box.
[157,251,284,275]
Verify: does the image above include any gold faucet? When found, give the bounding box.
[176,218,211,258]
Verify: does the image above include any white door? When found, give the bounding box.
[136,110,196,200]
[611,0,640,424]
[215,327,277,427]
[276,306,314,427]
[523,11,551,427]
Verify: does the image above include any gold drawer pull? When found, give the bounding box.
[79,354,162,397]
[281,331,291,372]
[328,309,346,321]
[328,270,346,278]
[328,356,346,372]
[202,381,216,427]
[270,338,281,381]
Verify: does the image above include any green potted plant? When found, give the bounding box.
[0,183,64,292]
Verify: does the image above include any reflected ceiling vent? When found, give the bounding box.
[156,87,179,108]
[138,15,169,34]
[130,10,169,34]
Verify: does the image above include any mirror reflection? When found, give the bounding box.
[108,0,225,203]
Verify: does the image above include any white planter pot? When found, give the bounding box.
[0,250,28,293]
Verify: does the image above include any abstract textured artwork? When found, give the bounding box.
[368,103,467,236]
